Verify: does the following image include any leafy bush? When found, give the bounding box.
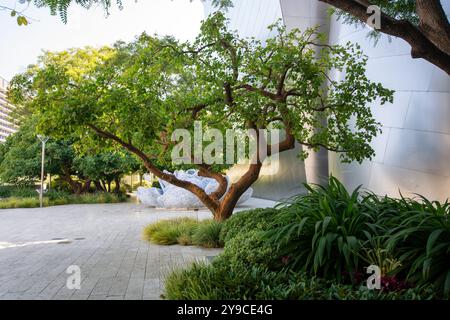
[76,192,127,204]
[216,230,275,268]
[219,208,280,244]
[162,177,450,299]
[383,196,450,296]
[46,190,71,201]
[164,261,305,300]
[0,192,127,209]
[143,218,223,248]
[0,186,38,198]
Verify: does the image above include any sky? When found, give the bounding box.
[0,0,206,81]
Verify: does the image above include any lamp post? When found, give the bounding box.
[37,135,49,208]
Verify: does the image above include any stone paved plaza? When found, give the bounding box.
[0,198,274,300]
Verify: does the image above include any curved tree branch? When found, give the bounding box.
[87,123,220,212]
[320,0,450,75]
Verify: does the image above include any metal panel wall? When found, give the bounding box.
[327,0,450,201]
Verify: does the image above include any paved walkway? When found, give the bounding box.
[0,198,275,300]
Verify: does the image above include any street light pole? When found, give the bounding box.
[37,135,49,208]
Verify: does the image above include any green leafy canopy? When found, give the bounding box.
[10,13,394,166]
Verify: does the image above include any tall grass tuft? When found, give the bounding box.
[192,220,223,248]
[143,218,223,248]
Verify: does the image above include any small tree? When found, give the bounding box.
[75,152,139,193]
[0,117,136,194]
[0,118,83,190]
[10,13,393,220]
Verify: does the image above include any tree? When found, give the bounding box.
[75,152,139,193]
[0,120,41,185]
[0,117,85,191]
[9,13,393,220]
[0,117,137,194]
[208,0,450,74]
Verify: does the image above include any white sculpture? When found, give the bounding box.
[136,169,253,208]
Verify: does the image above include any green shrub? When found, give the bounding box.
[0,192,127,209]
[216,230,275,268]
[50,197,69,206]
[0,186,11,198]
[177,233,193,246]
[0,197,42,209]
[72,192,127,204]
[383,196,450,296]
[164,261,304,300]
[0,186,38,198]
[46,190,71,201]
[164,177,450,299]
[219,208,280,244]
[192,220,223,248]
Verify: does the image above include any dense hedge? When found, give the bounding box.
[0,191,127,209]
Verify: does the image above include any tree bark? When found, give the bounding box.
[213,163,263,221]
[94,180,104,192]
[100,180,107,192]
[114,177,121,193]
[416,0,450,56]
[88,124,221,213]
[81,180,91,193]
[320,0,450,75]
[60,174,82,194]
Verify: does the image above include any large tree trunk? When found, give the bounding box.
[213,163,263,221]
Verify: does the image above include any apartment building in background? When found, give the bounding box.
[204,0,450,202]
[0,76,17,143]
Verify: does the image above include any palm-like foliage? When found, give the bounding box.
[384,196,450,296]
[265,177,380,282]
[264,177,450,297]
